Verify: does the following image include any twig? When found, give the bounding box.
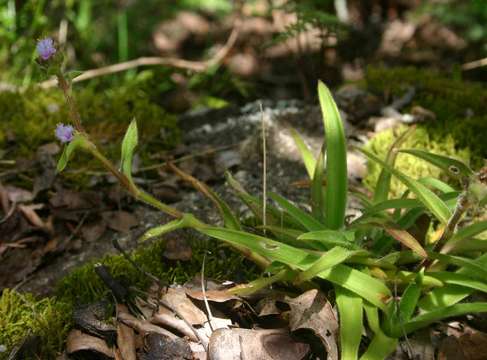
[462,57,487,71]
[39,22,240,89]
[260,102,267,235]
[201,252,215,332]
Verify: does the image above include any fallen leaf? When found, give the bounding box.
[118,309,177,339]
[82,220,107,242]
[116,304,136,360]
[162,287,207,325]
[285,289,339,360]
[102,211,138,233]
[18,204,47,230]
[208,328,309,360]
[66,329,114,358]
[5,186,33,203]
[439,332,487,360]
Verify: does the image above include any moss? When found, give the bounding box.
[364,67,487,196]
[366,66,487,162]
[0,289,71,360]
[0,83,179,188]
[364,125,470,198]
[0,236,256,358]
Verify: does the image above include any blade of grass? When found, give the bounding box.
[311,146,326,220]
[373,126,416,203]
[289,127,316,179]
[269,192,327,231]
[295,246,357,284]
[318,81,348,229]
[336,286,363,360]
[170,164,241,230]
[360,147,452,224]
[399,149,474,178]
[298,230,360,250]
[199,227,391,309]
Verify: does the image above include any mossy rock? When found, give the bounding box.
[364,67,487,196]
[0,238,256,359]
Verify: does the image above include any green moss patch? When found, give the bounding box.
[364,67,487,196]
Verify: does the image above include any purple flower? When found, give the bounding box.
[36,38,56,61]
[55,123,74,143]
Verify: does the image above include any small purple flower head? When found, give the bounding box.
[36,38,57,61]
[55,123,74,143]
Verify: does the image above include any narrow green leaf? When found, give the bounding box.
[419,253,487,310]
[426,252,487,280]
[311,147,326,220]
[269,192,326,231]
[139,217,188,242]
[199,227,391,309]
[56,134,88,172]
[443,220,487,253]
[336,286,363,360]
[399,149,473,179]
[318,81,348,229]
[289,127,316,179]
[426,272,487,295]
[417,177,456,193]
[360,331,398,360]
[402,302,487,336]
[295,246,356,284]
[374,126,416,203]
[298,230,360,250]
[170,164,241,230]
[360,147,452,224]
[120,119,138,183]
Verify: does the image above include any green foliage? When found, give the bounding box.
[0,289,72,360]
[420,0,487,54]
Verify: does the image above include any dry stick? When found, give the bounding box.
[40,22,240,89]
[201,252,215,332]
[462,57,487,71]
[260,102,267,235]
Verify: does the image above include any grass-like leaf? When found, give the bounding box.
[399,149,474,179]
[336,286,363,360]
[360,147,452,224]
[269,192,326,231]
[199,227,391,309]
[170,163,241,230]
[289,127,316,179]
[311,146,326,220]
[120,119,138,183]
[295,246,357,284]
[298,230,360,250]
[318,81,348,229]
[373,126,416,203]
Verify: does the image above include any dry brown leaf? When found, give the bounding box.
[185,288,239,303]
[163,287,207,325]
[116,304,136,360]
[66,329,114,358]
[82,220,107,242]
[139,333,193,360]
[151,307,201,342]
[118,310,177,339]
[102,211,138,233]
[208,328,309,360]
[285,289,339,360]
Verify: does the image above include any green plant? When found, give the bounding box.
[46,39,487,358]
